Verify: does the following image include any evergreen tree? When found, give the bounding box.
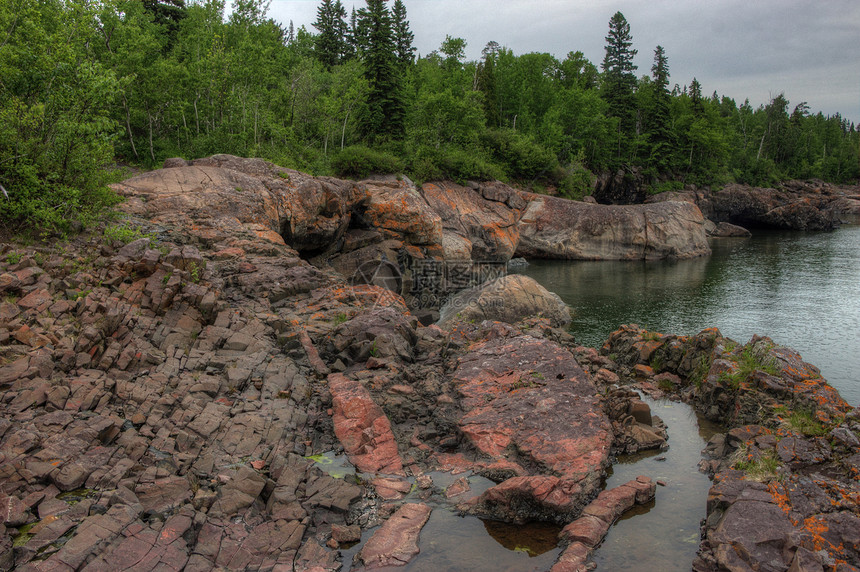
[360,0,404,139]
[391,0,415,66]
[600,11,638,161]
[313,0,348,68]
[646,45,674,171]
[689,77,703,115]
[349,7,370,56]
[476,42,500,127]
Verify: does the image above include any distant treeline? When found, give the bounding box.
[1,0,858,230]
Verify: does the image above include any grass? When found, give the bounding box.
[650,352,665,373]
[732,445,781,482]
[783,410,828,437]
[332,312,349,325]
[719,345,780,389]
[656,378,675,392]
[689,354,712,389]
[103,223,154,245]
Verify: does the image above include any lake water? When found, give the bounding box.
[519,226,860,407]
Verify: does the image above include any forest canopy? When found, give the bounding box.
[1,0,858,231]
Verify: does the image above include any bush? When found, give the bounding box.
[407,146,505,185]
[331,146,404,179]
[481,128,559,181]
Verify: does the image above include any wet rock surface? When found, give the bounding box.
[601,324,860,572]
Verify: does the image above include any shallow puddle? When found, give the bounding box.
[319,395,718,571]
[341,507,563,572]
[590,397,720,571]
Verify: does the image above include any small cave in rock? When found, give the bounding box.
[280,218,330,260]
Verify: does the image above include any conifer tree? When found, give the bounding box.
[601,11,637,160]
[391,0,415,66]
[360,0,404,139]
[313,0,348,68]
[647,45,675,171]
[476,42,500,127]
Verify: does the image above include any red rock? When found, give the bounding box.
[357,503,432,569]
[17,288,52,310]
[559,515,610,548]
[14,325,51,348]
[452,333,611,522]
[329,373,404,475]
[444,477,470,499]
[372,477,412,500]
[550,541,590,572]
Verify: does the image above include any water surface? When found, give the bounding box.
[519,227,860,405]
[591,397,720,571]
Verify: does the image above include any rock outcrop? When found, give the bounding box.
[420,181,523,262]
[438,274,571,328]
[647,180,860,231]
[5,154,853,572]
[600,325,860,572]
[517,195,711,259]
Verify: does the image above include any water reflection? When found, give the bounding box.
[482,520,562,557]
[591,399,714,572]
[519,227,860,405]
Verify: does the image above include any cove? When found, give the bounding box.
[518,226,860,406]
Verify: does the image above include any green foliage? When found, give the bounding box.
[2,0,856,231]
[481,129,558,181]
[784,410,827,437]
[331,145,403,178]
[732,445,780,481]
[409,146,504,185]
[719,345,780,389]
[103,223,154,245]
[0,0,122,232]
[647,180,684,195]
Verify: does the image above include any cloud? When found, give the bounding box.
[262,0,860,122]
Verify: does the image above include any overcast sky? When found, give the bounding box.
[260,0,860,124]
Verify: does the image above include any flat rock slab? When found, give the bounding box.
[329,373,404,475]
[453,333,612,522]
[356,503,432,569]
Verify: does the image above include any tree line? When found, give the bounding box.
[1,0,858,231]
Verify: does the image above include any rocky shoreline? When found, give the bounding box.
[0,156,858,571]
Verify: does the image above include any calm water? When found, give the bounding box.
[591,397,721,571]
[519,227,860,406]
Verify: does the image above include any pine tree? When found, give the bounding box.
[391,0,415,66]
[601,11,638,161]
[313,0,348,68]
[360,0,404,139]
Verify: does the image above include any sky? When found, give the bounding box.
[260,0,860,124]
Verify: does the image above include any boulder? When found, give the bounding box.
[327,307,419,364]
[709,221,752,238]
[516,196,710,260]
[438,274,570,328]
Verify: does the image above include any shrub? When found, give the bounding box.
[332,146,404,179]
[481,128,559,181]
